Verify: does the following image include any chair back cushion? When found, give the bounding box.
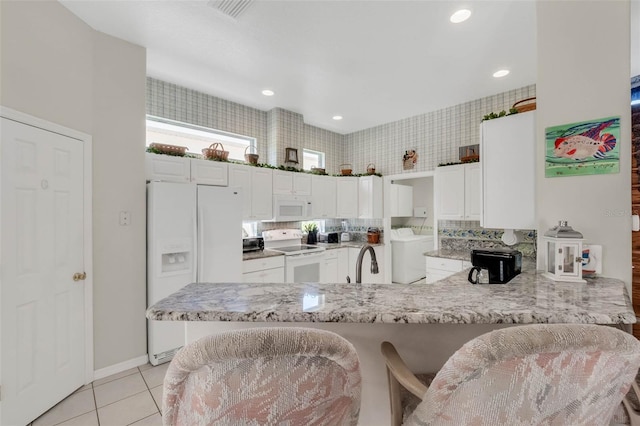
[162,327,361,426]
[406,324,640,426]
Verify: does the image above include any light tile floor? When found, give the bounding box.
[30,363,167,426]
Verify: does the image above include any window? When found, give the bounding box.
[146,116,256,162]
[302,149,325,171]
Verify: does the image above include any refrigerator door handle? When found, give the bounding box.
[196,206,203,282]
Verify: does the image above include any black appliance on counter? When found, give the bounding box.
[469,248,522,284]
[318,232,339,244]
[242,236,264,252]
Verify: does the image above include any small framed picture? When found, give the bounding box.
[286,147,298,163]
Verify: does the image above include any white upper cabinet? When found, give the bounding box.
[336,177,359,218]
[228,164,273,220]
[190,158,229,186]
[390,183,413,217]
[145,153,191,183]
[464,162,481,220]
[311,175,337,219]
[435,163,480,221]
[358,175,383,219]
[272,170,312,196]
[481,111,536,229]
[145,153,228,186]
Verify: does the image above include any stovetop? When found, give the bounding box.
[269,244,325,255]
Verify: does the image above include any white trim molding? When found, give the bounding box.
[93,355,150,381]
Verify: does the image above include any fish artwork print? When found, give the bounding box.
[545,116,620,177]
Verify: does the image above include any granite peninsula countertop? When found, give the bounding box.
[146,268,635,325]
[423,249,471,261]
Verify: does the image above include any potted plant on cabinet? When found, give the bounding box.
[303,223,319,245]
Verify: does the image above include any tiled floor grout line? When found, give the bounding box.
[93,382,100,426]
[127,411,159,426]
[138,366,162,415]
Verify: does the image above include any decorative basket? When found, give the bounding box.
[202,143,229,161]
[244,146,259,165]
[149,143,187,156]
[512,97,537,113]
[311,167,326,175]
[367,163,376,174]
[340,163,353,176]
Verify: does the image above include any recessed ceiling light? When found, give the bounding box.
[332,115,343,121]
[493,69,510,78]
[450,9,471,24]
[261,89,274,96]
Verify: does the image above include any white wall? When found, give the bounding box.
[1,0,147,370]
[536,1,632,286]
[92,32,147,369]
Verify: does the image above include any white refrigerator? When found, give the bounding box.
[147,182,242,365]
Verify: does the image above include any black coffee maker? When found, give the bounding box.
[468,248,522,284]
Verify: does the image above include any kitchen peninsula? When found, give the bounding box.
[147,270,635,425]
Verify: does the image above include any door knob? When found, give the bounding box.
[73,272,87,281]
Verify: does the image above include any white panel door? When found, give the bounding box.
[1,118,85,425]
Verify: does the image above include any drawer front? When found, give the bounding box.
[324,249,339,260]
[243,256,284,273]
[425,256,463,272]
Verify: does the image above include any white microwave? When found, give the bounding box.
[273,195,312,221]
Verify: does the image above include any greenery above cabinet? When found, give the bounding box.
[145,149,383,176]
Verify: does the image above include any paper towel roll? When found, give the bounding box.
[501,229,521,246]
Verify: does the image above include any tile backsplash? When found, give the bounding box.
[257,218,384,243]
[438,220,536,257]
[343,85,536,176]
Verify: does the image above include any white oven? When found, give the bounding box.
[284,250,326,283]
[263,229,326,283]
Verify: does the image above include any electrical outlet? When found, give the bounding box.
[119,211,131,226]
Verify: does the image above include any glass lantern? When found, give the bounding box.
[542,221,586,283]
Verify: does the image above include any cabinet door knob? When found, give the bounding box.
[73,272,87,281]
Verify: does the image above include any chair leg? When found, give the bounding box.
[387,367,404,426]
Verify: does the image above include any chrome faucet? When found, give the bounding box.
[355,245,379,284]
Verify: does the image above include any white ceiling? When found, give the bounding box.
[60,0,638,134]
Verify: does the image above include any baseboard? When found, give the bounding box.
[93,354,149,381]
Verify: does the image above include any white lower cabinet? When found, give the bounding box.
[348,246,385,284]
[425,256,471,284]
[323,248,349,283]
[242,256,285,283]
